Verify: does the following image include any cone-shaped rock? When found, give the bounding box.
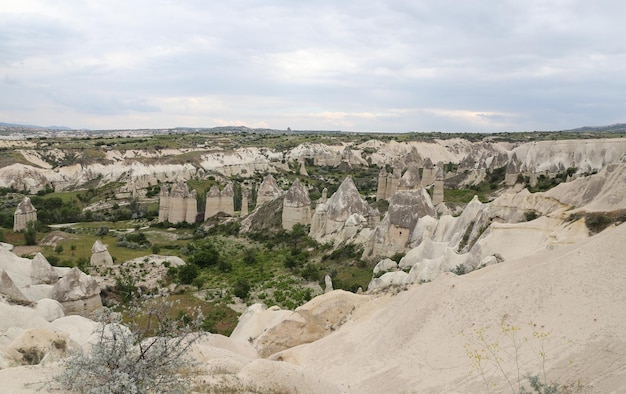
[282,179,311,230]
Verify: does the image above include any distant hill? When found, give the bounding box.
[0,122,72,130]
[562,123,626,133]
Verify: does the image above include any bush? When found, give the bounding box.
[178,264,199,285]
[233,278,251,300]
[585,213,614,234]
[55,304,202,393]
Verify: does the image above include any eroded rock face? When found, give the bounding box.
[282,179,311,230]
[310,177,379,244]
[31,253,58,285]
[13,196,37,232]
[256,174,282,206]
[158,181,198,224]
[51,267,102,315]
[0,269,30,304]
[366,188,436,258]
[90,240,114,267]
[251,290,369,358]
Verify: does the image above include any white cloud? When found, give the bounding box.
[0,0,625,132]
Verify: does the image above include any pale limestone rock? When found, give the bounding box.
[158,181,198,224]
[204,185,222,219]
[376,167,388,201]
[31,253,58,285]
[310,177,378,244]
[373,258,398,275]
[367,271,408,291]
[241,189,249,216]
[0,270,30,303]
[282,179,311,230]
[89,240,113,267]
[299,160,308,176]
[397,164,422,191]
[253,290,369,358]
[236,358,341,394]
[366,188,436,258]
[505,153,521,186]
[432,179,444,205]
[6,328,69,365]
[422,158,436,186]
[230,303,293,345]
[34,298,65,322]
[13,196,37,232]
[51,267,102,315]
[220,182,235,216]
[157,185,170,222]
[256,174,282,206]
[324,274,333,293]
[544,163,626,211]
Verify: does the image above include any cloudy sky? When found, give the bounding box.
[1,1,625,132]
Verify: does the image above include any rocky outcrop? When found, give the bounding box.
[241,290,369,358]
[31,253,58,284]
[310,177,379,244]
[158,182,198,224]
[397,164,422,192]
[205,182,236,219]
[13,196,37,232]
[256,174,282,206]
[0,269,30,303]
[544,163,626,211]
[366,188,436,258]
[51,267,102,315]
[90,240,114,267]
[282,179,311,230]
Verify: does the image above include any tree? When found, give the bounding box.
[178,263,199,285]
[55,245,64,255]
[24,221,37,246]
[233,278,251,300]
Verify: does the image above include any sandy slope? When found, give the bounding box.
[276,223,626,393]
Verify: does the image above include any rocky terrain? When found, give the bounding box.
[0,130,624,392]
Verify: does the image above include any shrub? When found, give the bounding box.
[525,211,539,222]
[452,264,467,276]
[585,213,613,234]
[55,304,202,393]
[233,278,251,300]
[177,263,199,285]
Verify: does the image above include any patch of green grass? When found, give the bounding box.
[444,188,488,204]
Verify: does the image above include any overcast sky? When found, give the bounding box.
[1,1,625,132]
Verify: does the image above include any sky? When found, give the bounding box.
[1,1,625,133]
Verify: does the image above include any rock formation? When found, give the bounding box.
[31,253,58,284]
[241,189,250,216]
[310,177,379,244]
[90,240,114,267]
[505,153,521,186]
[366,188,437,258]
[421,158,436,186]
[376,168,388,201]
[13,196,37,232]
[51,267,102,315]
[204,185,222,219]
[256,174,282,206]
[397,164,422,192]
[282,179,311,230]
[204,183,236,219]
[158,182,198,224]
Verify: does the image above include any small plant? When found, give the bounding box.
[464,316,587,394]
[55,302,203,393]
[452,264,467,276]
